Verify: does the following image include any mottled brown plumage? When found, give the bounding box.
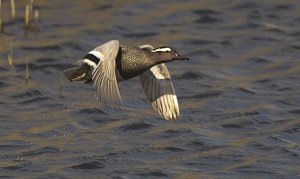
[116,45,156,80]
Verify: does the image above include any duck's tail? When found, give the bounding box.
[63,65,88,81]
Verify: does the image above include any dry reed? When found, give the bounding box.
[8,55,13,65]
[25,4,30,27]
[34,9,38,30]
[10,0,15,19]
[29,0,33,12]
[0,0,2,31]
[29,0,33,23]
[8,52,13,66]
[26,60,30,81]
[8,42,14,65]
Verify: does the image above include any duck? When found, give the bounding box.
[63,40,189,120]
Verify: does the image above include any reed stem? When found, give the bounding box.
[0,0,2,32]
[25,4,30,27]
[8,49,13,66]
[8,43,14,65]
[8,55,13,65]
[34,9,38,30]
[26,60,30,81]
[29,0,33,16]
[10,0,15,20]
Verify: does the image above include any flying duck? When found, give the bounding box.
[63,40,189,120]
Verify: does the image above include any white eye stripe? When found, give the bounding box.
[151,47,172,52]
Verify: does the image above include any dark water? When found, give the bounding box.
[0,0,300,178]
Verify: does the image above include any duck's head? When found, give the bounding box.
[151,46,189,62]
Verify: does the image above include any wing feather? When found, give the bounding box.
[92,40,122,106]
[139,64,180,120]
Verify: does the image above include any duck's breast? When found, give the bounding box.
[116,45,155,80]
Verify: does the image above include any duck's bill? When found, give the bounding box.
[173,55,189,61]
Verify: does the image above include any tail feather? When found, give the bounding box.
[63,66,87,81]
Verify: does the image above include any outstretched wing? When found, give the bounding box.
[139,45,180,120]
[92,40,122,106]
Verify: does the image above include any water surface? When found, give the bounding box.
[0,0,299,178]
